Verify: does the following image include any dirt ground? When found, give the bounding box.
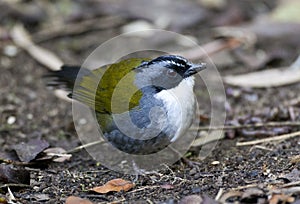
[0,0,300,203]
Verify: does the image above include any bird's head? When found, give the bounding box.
[135,55,206,91]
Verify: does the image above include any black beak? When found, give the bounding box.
[183,62,206,78]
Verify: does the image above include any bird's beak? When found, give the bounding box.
[184,62,206,78]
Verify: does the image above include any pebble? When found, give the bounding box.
[3,45,18,57]
[7,116,16,124]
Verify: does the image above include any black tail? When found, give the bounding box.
[45,65,82,90]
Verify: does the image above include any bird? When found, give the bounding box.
[47,55,206,155]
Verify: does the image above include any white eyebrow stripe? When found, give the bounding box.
[161,59,186,68]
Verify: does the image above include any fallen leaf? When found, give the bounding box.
[280,168,300,182]
[290,155,300,164]
[0,164,30,185]
[224,67,300,87]
[42,147,72,162]
[32,194,50,202]
[90,179,134,194]
[269,194,295,204]
[224,55,300,87]
[65,196,93,204]
[13,139,49,162]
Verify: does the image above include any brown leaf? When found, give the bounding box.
[90,179,135,194]
[290,155,300,164]
[269,194,295,204]
[65,196,93,204]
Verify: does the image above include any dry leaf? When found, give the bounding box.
[13,139,49,162]
[224,55,300,87]
[290,155,300,164]
[43,147,72,162]
[90,179,135,194]
[269,194,295,204]
[65,196,93,204]
[224,67,300,87]
[280,168,300,182]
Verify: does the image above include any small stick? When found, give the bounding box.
[66,140,106,154]
[236,131,300,146]
[282,181,300,187]
[0,158,33,166]
[0,184,31,189]
[215,188,224,201]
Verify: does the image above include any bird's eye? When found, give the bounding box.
[166,69,177,77]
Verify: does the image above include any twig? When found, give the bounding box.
[66,140,106,154]
[282,181,300,187]
[11,25,71,102]
[7,187,15,202]
[11,24,63,71]
[129,185,160,193]
[249,145,273,151]
[236,131,300,146]
[190,121,300,131]
[285,96,300,106]
[215,188,224,201]
[0,158,33,166]
[0,184,31,189]
[230,184,258,191]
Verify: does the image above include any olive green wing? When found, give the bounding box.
[73,58,150,114]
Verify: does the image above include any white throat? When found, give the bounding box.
[154,76,196,142]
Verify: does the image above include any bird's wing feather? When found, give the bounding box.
[73,58,150,114]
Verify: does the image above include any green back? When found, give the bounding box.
[73,58,150,115]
